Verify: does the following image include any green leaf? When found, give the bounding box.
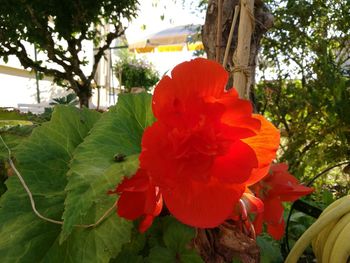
[0,108,47,126]
[146,245,203,263]
[180,250,204,263]
[256,235,283,263]
[112,254,144,263]
[147,246,176,263]
[0,106,101,262]
[147,217,165,248]
[3,55,9,64]
[163,217,196,254]
[0,125,34,159]
[0,108,31,121]
[290,211,307,223]
[119,228,147,255]
[322,189,334,206]
[61,93,155,241]
[1,125,34,197]
[146,217,203,263]
[111,229,146,263]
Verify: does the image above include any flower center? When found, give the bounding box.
[167,114,233,182]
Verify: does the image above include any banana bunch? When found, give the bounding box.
[285,195,350,263]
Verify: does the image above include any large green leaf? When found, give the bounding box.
[61,93,155,242]
[0,108,50,126]
[0,106,101,262]
[1,125,34,196]
[256,234,283,263]
[0,125,34,158]
[111,228,146,263]
[147,246,177,263]
[163,217,197,254]
[0,108,33,121]
[145,217,203,263]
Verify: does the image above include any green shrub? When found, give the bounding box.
[115,58,159,92]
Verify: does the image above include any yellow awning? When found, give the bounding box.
[157,45,184,52]
[128,24,204,53]
[132,47,155,53]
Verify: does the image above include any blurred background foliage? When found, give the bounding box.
[256,0,350,191]
[114,57,160,93]
[253,0,350,258]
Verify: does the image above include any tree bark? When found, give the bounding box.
[76,82,92,108]
[202,0,273,100]
[193,222,260,263]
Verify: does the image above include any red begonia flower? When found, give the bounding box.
[114,58,280,231]
[251,163,313,239]
[109,169,163,233]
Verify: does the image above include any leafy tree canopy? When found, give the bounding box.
[0,0,139,107]
[257,0,350,191]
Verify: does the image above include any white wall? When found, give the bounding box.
[0,72,68,108]
[0,39,115,111]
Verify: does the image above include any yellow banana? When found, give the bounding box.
[285,195,350,263]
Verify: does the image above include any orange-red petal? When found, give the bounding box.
[264,164,314,201]
[140,122,180,187]
[267,219,285,240]
[139,215,155,233]
[152,58,228,124]
[243,114,280,185]
[169,58,228,99]
[115,169,163,232]
[263,198,284,224]
[117,191,146,220]
[162,177,245,228]
[253,212,264,235]
[212,140,258,184]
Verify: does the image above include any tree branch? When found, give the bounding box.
[3,41,67,80]
[88,23,124,83]
[24,4,73,75]
[67,38,88,83]
[306,161,350,187]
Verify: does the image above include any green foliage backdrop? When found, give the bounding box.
[257,0,350,188]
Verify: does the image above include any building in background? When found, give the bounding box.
[0,0,204,112]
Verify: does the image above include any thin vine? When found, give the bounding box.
[0,134,116,228]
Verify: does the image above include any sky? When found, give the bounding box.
[125,0,204,44]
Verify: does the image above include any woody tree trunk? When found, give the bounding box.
[203,0,273,100]
[197,0,274,262]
